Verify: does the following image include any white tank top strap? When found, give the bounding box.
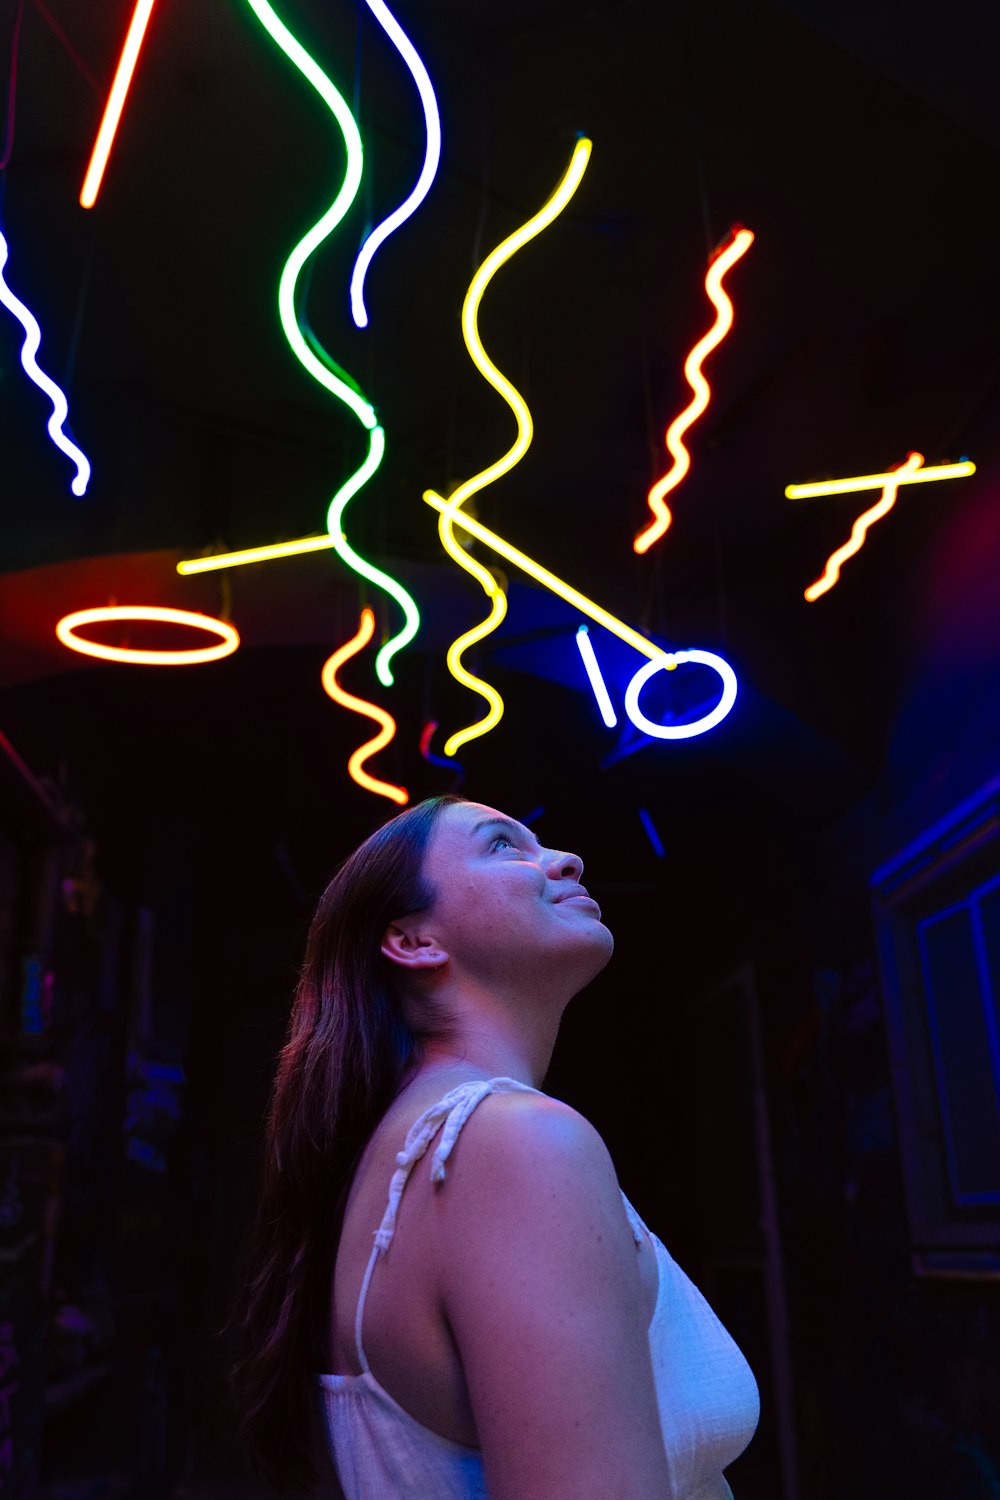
[353,1076,543,1372]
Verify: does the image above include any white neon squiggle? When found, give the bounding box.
[350,0,440,329]
[0,231,91,495]
[624,650,737,740]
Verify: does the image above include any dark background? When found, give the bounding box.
[1,0,999,1496]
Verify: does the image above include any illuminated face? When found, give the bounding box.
[420,800,614,989]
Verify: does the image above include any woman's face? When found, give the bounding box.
[418,800,614,988]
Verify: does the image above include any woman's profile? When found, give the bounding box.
[228,794,759,1498]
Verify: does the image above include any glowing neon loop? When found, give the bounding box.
[55,606,239,665]
[423,491,738,739]
[804,451,924,602]
[321,608,408,805]
[786,458,974,499]
[434,136,592,755]
[634,226,754,555]
[0,231,91,495]
[242,0,420,686]
[349,1,440,329]
[79,0,157,208]
[574,626,618,728]
[624,650,737,740]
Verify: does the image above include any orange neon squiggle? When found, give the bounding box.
[804,452,924,602]
[321,608,408,804]
[634,225,754,555]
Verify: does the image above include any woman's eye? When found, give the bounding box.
[489,834,517,852]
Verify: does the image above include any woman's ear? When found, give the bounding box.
[381,920,448,971]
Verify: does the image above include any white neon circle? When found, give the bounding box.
[624,649,737,740]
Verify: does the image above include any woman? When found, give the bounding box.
[229,794,759,1498]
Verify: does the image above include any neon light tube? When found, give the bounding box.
[436,136,591,753]
[327,424,421,684]
[242,0,420,685]
[440,569,508,757]
[787,458,974,499]
[178,535,332,574]
[425,488,671,665]
[574,626,618,728]
[350,1,440,328]
[804,451,924,602]
[0,231,91,495]
[243,0,372,427]
[79,0,157,208]
[321,608,408,805]
[55,606,239,665]
[424,489,738,739]
[637,807,665,858]
[634,226,754,555]
[442,137,592,519]
[624,650,737,740]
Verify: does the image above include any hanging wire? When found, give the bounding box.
[31,0,100,95]
[0,0,27,174]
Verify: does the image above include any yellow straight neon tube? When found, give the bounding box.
[786,459,974,499]
[423,489,671,666]
[178,536,331,574]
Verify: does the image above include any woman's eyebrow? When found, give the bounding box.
[470,815,538,846]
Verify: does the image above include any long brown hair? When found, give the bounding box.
[226,795,463,1491]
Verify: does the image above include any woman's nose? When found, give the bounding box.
[546,846,584,881]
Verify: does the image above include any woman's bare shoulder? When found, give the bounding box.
[438,1087,621,1220]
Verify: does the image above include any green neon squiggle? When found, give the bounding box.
[242,0,420,685]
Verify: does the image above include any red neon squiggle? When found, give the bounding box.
[804,452,924,602]
[321,609,408,805]
[634,225,754,555]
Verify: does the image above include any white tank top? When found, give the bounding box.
[317,1078,760,1498]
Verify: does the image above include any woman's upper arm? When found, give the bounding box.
[436,1094,672,1500]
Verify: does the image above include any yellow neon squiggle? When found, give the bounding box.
[804,452,924,602]
[436,136,592,753]
[786,458,974,499]
[320,608,408,804]
[634,226,754,555]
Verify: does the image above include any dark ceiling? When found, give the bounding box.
[1,0,999,867]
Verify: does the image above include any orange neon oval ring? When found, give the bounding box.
[55,606,240,665]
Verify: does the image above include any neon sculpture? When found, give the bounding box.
[0,231,91,495]
[574,626,618,728]
[55,606,239,665]
[422,493,738,739]
[349,1,440,328]
[634,226,754,555]
[430,136,592,757]
[241,0,419,687]
[178,535,332,573]
[804,451,924,602]
[623,649,737,740]
[321,608,408,805]
[80,0,158,208]
[786,458,974,499]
